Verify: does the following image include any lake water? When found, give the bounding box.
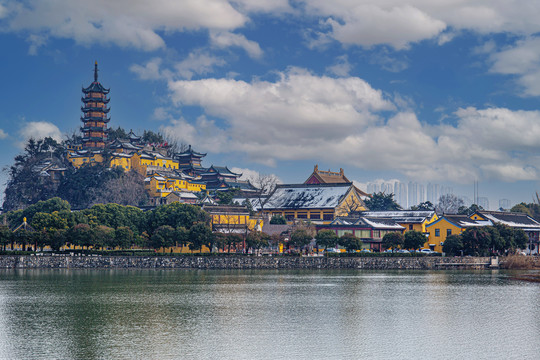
[0,269,538,360]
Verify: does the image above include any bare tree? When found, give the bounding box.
[91,170,149,206]
[435,194,464,214]
[251,173,279,212]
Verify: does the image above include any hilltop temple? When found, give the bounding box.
[64,63,256,203]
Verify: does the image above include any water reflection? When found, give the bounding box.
[0,269,538,359]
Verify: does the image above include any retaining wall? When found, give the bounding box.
[0,255,494,270]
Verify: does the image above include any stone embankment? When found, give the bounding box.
[0,255,495,270]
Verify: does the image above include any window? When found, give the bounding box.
[323,213,333,221]
[409,224,413,230]
[435,229,440,237]
[372,230,380,238]
[310,212,321,220]
[297,212,308,219]
[447,229,452,236]
[356,230,370,238]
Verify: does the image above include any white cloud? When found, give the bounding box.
[131,51,227,81]
[230,167,283,185]
[26,34,48,55]
[5,0,540,56]
[489,37,540,96]
[18,121,62,148]
[232,0,292,14]
[161,69,540,183]
[210,31,263,59]
[0,4,7,19]
[130,58,165,80]
[152,107,170,121]
[326,55,352,77]
[2,0,246,51]
[174,50,226,79]
[303,1,540,49]
[323,5,446,49]
[0,129,8,139]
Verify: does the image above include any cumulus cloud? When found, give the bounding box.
[159,69,540,183]
[303,1,540,49]
[326,55,352,77]
[131,51,226,81]
[174,50,227,79]
[488,37,540,96]
[1,0,246,51]
[4,0,540,59]
[210,31,263,59]
[0,129,8,139]
[130,58,166,80]
[323,5,446,49]
[18,121,62,148]
[230,167,283,185]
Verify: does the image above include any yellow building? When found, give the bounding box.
[425,215,481,252]
[263,183,367,224]
[203,205,262,234]
[145,172,206,198]
[109,153,133,170]
[66,150,104,168]
[132,151,179,175]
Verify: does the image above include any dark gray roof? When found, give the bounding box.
[264,183,353,210]
[474,211,540,229]
[359,210,436,223]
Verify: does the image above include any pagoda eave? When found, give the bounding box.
[81,116,111,123]
[82,97,110,104]
[81,106,110,113]
[81,126,110,132]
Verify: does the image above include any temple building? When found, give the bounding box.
[262,183,367,224]
[81,62,110,149]
[305,165,370,198]
[317,216,405,252]
[305,165,351,184]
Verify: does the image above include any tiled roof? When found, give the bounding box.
[475,211,540,229]
[177,145,206,157]
[330,216,404,230]
[264,183,353,210]
[359,210,436,223]
[428,215,483,228]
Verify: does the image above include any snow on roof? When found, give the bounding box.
[360,211,436,222]
[232,197,264,211]
[175,192,198,199]
[429,215,483,228]
[265,183,352,209]
[112,152,132,158]
[363,218,405,230]
[479,212,540,229]
[330,216,403,230]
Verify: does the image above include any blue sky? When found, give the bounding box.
[1,0,540,209]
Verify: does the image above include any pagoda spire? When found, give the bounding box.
[94,61,98,82]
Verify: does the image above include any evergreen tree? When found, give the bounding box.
[364,192,401,211]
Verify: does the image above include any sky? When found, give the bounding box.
[1,0,540,209]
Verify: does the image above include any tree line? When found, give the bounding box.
[442,225,528,256]
[0,198,217,253]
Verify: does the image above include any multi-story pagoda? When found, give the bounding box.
[177,145,206,167]
[81,62,110,149]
